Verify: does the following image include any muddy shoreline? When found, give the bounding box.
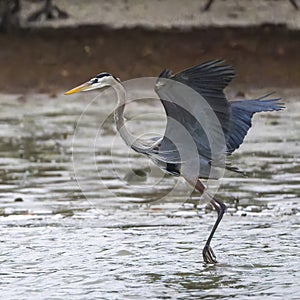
[1,25,300,94]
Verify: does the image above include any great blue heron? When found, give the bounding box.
[65,60,283,263]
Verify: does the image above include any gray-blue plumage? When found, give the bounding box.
[151,60,284,178]
[131,60,283,262]
[227,97,283,153]
[65,59,284,264]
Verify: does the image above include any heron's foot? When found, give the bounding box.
[202,244,217,264]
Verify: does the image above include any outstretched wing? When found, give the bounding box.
[226,95,284,153]
[154,60,235,165]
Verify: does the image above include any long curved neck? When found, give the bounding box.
[113,81,139,149]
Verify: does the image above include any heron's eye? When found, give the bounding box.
[90,78,98,84]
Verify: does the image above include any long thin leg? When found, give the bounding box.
[202,197,226,263]
[194,180,226,264]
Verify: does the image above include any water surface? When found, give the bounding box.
[0,88,299,299]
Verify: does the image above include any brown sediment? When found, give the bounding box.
[0,25,299,94]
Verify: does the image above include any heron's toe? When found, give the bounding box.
[202,244,217,264]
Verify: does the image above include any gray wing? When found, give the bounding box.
[168,60,234,136]
[226,95,284,153]
[154,60,235,166]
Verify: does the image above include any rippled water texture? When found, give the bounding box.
[0,87,299,299]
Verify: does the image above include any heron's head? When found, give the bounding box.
[64,72,120,95]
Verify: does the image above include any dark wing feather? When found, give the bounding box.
[171,60,235,136]
[226,96,284,153]
[155,60,234,164]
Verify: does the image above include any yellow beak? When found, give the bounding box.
[64,82,90,95]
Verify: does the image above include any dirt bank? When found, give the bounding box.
[1,25,300,94]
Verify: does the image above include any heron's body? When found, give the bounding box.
[65,60,283,263]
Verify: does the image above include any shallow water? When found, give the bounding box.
[0,88,299,299]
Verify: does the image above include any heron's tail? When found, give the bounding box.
[226,94,284,154]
